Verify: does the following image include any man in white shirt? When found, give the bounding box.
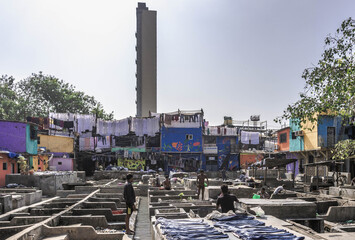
[270,184,285,199]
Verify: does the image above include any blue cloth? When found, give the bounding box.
[8,152,19,158]
[157,217,227,240]
[213,214,305,240]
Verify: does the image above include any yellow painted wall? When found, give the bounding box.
[301,119,320,151]
[32,155,48,171]
[38,134,74,153]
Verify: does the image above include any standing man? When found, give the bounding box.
[197,170,209,200]
[216,185,239,213]
[221,167,227,181]
[124,174,136,235]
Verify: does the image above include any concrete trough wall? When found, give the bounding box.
[184,179,224,191]
[238,198,317,219]
[0,224,34,239]
[82,202,118,210]
[72,208,126,222]
[6,172,78,196]
[322,206,355,222]
[41,225,124,240]
[329,187,355,199]
[149,195,198,203]
[0,189,42,205]
[204,186,257,200]
[93,170,149,181]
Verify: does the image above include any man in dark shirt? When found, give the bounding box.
[216,185,239,213]
[124,174,136,235]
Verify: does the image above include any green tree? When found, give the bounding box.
[0,75,23,121]
[277,18,355,159]
[0,72,113,121]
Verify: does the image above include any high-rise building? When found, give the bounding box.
[136,2,157,117]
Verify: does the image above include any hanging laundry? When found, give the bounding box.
[241,131,260,144]
[165,115,172,125]
[241,131,250,144]
[63,121,74,129]
[250,132,260,144]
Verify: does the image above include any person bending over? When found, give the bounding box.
[163,175,171,190]
[270,184,285,199]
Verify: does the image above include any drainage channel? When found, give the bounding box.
[133,197,151,240]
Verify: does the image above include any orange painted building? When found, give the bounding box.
[240,153,263,169]
[276,127,290,152]
[0,152,18,187]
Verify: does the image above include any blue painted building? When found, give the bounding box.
[216,136,239,170]
[317,116,343,148]
[203,134,239,171]
[289,119,304,152]
[161,126,203,172]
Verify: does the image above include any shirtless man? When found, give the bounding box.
[197,170,209,200]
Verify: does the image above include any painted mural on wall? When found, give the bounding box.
[161,127,202,153]
[117,158,145,170]
[216,136,238,169]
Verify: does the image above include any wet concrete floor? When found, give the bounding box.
[134,197,151,240]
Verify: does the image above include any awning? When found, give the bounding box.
[262,158,298,168]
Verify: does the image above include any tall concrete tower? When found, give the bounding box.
[136,2,157,117]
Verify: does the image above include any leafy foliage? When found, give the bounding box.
[276,18,355,158]
[277,18,354,125]
[0,72,113,121]
[0,75,22,121]
[332,139,355,160]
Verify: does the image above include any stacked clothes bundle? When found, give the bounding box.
[213,214,305,240]
[156,218,229,240]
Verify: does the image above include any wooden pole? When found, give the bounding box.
[316,165,319,190]
[264,167,267,186]
[293,161,296,188]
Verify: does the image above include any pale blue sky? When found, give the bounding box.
[0,0,354,127]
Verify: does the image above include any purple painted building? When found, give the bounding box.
[49,158,73,171]
[0,120,38,154]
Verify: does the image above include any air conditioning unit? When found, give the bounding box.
[295,131,304,136]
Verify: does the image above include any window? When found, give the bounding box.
[292,132,297,139]
[37,137,41,144]
[38,159,40,165]
[185,134,193,140]
[30,125,37,140]
[3,162,7,170]
[58,162,62,165]
[308,155,314,164]
[280,133,287,143]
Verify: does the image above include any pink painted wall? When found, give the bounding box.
[0,153,18,187]
[49,158,73,171]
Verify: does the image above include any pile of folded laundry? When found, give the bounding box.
[213,213,305,240]
[156,218,229,239]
